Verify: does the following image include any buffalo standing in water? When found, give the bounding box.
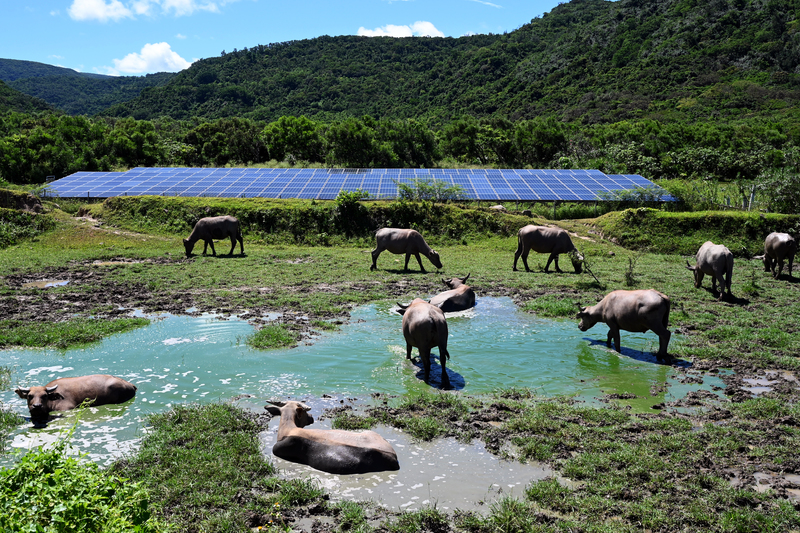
[396,298,451,389]
[576,289,672,363]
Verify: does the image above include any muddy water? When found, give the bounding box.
[0,297,721,480]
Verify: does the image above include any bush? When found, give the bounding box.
[0,427,161,532]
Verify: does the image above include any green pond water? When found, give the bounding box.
[0,297,722,465]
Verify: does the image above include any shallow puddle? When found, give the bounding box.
[258,403,554,512]
[21,279,70,289]
[0,297,723,468]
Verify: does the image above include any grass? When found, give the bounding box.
[246,323,300,349]
[2,199,800,531]
[0,318,150,349]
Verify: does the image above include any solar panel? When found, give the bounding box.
[46,168,670,201]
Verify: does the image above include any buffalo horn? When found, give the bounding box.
[46,385,58,392]
[266,400,286,407]
[397,302,409,310]
[462,273,470,283]
[17,388,30,395]
[685,260,696,271]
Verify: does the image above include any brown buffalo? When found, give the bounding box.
[15,374,137,424]
[513,225,583,273]
[183,215,244,257]
[576,289,672,363]
[686,241,733,299]
[396,298,451,389]
[370,228,442,272]
[429,274,476,313]
[265,400,399,475]
[759,232,797,279]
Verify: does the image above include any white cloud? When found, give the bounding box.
[469,0,502,7]
[68,0,234,21]
[357,21,444,38]
[176,33,187,39]
[68,0,133,22]
[108,42,193,74]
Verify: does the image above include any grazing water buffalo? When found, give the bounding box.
[370,228,442,272]
[513,225,583,273]
[265,401,399,475]
[396,298,451,389]
[759,232,797,279]
[576,289,672,363]
[429,274,476,313]
[686,241,733,299]
[183,215,244,257]
[15,374,137,424]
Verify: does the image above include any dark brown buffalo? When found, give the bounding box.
[183,215,244,257]
[576,289,672,363]
[370,228,442,272]
[396,298,451,389]
[513,225,583,273]
[429,274,476,312]
[15,374,137,423]
[265,400,399,475]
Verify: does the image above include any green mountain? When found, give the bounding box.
[0,79,53,114]
[101,0,800,123]
[0,59,174,115]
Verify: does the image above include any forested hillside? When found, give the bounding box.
[0,59,174,116]
[0,81,53,114]
[103,0,800,123]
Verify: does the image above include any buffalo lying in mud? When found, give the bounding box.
[183,215,244,257]
[576,289,672,363]
[513,225,583,273]
[370,228,442,273]
[686,241,733,300]
[396,298,451,389]
[265,400,399,475]
[429,274,476,313]
[15,374,137,425]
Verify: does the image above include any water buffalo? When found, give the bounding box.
[759,232,797,279]
[265,400,399,475]
[685,241,733,299]
[396,298,451,389]
[370,228,442,272]
[576,289,672,363]
[513,225,583,273]
[183,215,244,257]
[15,374,137,424]
[429,274,476,312]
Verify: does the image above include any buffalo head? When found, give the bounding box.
[574,303,596,332]
[265,400,314,428]
[685,261,704,288]
[442,273,470,289]
[15,384,62,420]
[428,250,443,269]
[569,250,584,274]
[183,238,195,257]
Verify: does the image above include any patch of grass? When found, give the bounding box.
[332,411,379,431]
[112,402,307,531]
[0,317,149,349]
[386,506,451,533]
[311,319,340,331]
[521,294,579,318]
[246,323,300,349]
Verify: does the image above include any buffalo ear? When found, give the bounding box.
[48,392,64,401]
[15,388,30,399]
[265,405,282,417]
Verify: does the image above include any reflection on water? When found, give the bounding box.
[0,297,722,466]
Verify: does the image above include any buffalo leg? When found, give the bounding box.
[439,348,451,390]
[607,325,621,352]
[419,348,431,383]
[228,235,237,256]
[406,343,413,360]
[519,251,531,272]
[513,244,525,271]
[370,248,382,271]
[414,253,427,273]
[204,239,217,256]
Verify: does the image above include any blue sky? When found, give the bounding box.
[4,0,564,76]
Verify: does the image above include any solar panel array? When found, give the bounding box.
[46,168,668,201]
